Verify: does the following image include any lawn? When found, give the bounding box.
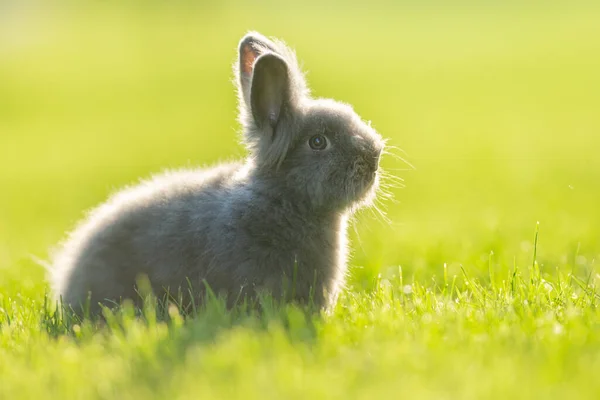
[1,1,600,398]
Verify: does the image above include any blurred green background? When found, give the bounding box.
[1,1,599,298]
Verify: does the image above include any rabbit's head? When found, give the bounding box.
[235,32,384,213]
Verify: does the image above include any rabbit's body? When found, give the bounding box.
[55,163,347,312]
[52,32,383,314]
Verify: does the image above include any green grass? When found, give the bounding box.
[1,1,600,398]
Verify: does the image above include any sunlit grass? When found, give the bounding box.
[1,1,600,398]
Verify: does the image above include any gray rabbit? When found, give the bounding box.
[51,32,384,315]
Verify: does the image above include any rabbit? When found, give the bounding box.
[50,31,384,316]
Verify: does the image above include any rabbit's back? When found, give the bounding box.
[52,162,245,312]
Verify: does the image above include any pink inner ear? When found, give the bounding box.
[241,44,258,75]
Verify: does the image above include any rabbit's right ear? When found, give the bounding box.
[238,33,279,107]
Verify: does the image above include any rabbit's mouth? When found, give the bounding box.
[363,170,381,200]
[348,164,380,209]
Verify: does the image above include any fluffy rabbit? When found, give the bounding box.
[51,32,384,315]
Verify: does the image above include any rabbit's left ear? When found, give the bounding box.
[238,33,278,106]
[250,53,291,138]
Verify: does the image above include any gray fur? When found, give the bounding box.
[51,32,384,315]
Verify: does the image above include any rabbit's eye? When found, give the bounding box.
[308,134,327,150]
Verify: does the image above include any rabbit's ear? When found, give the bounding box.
[250,53,291,137]
[238,33,279,106]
